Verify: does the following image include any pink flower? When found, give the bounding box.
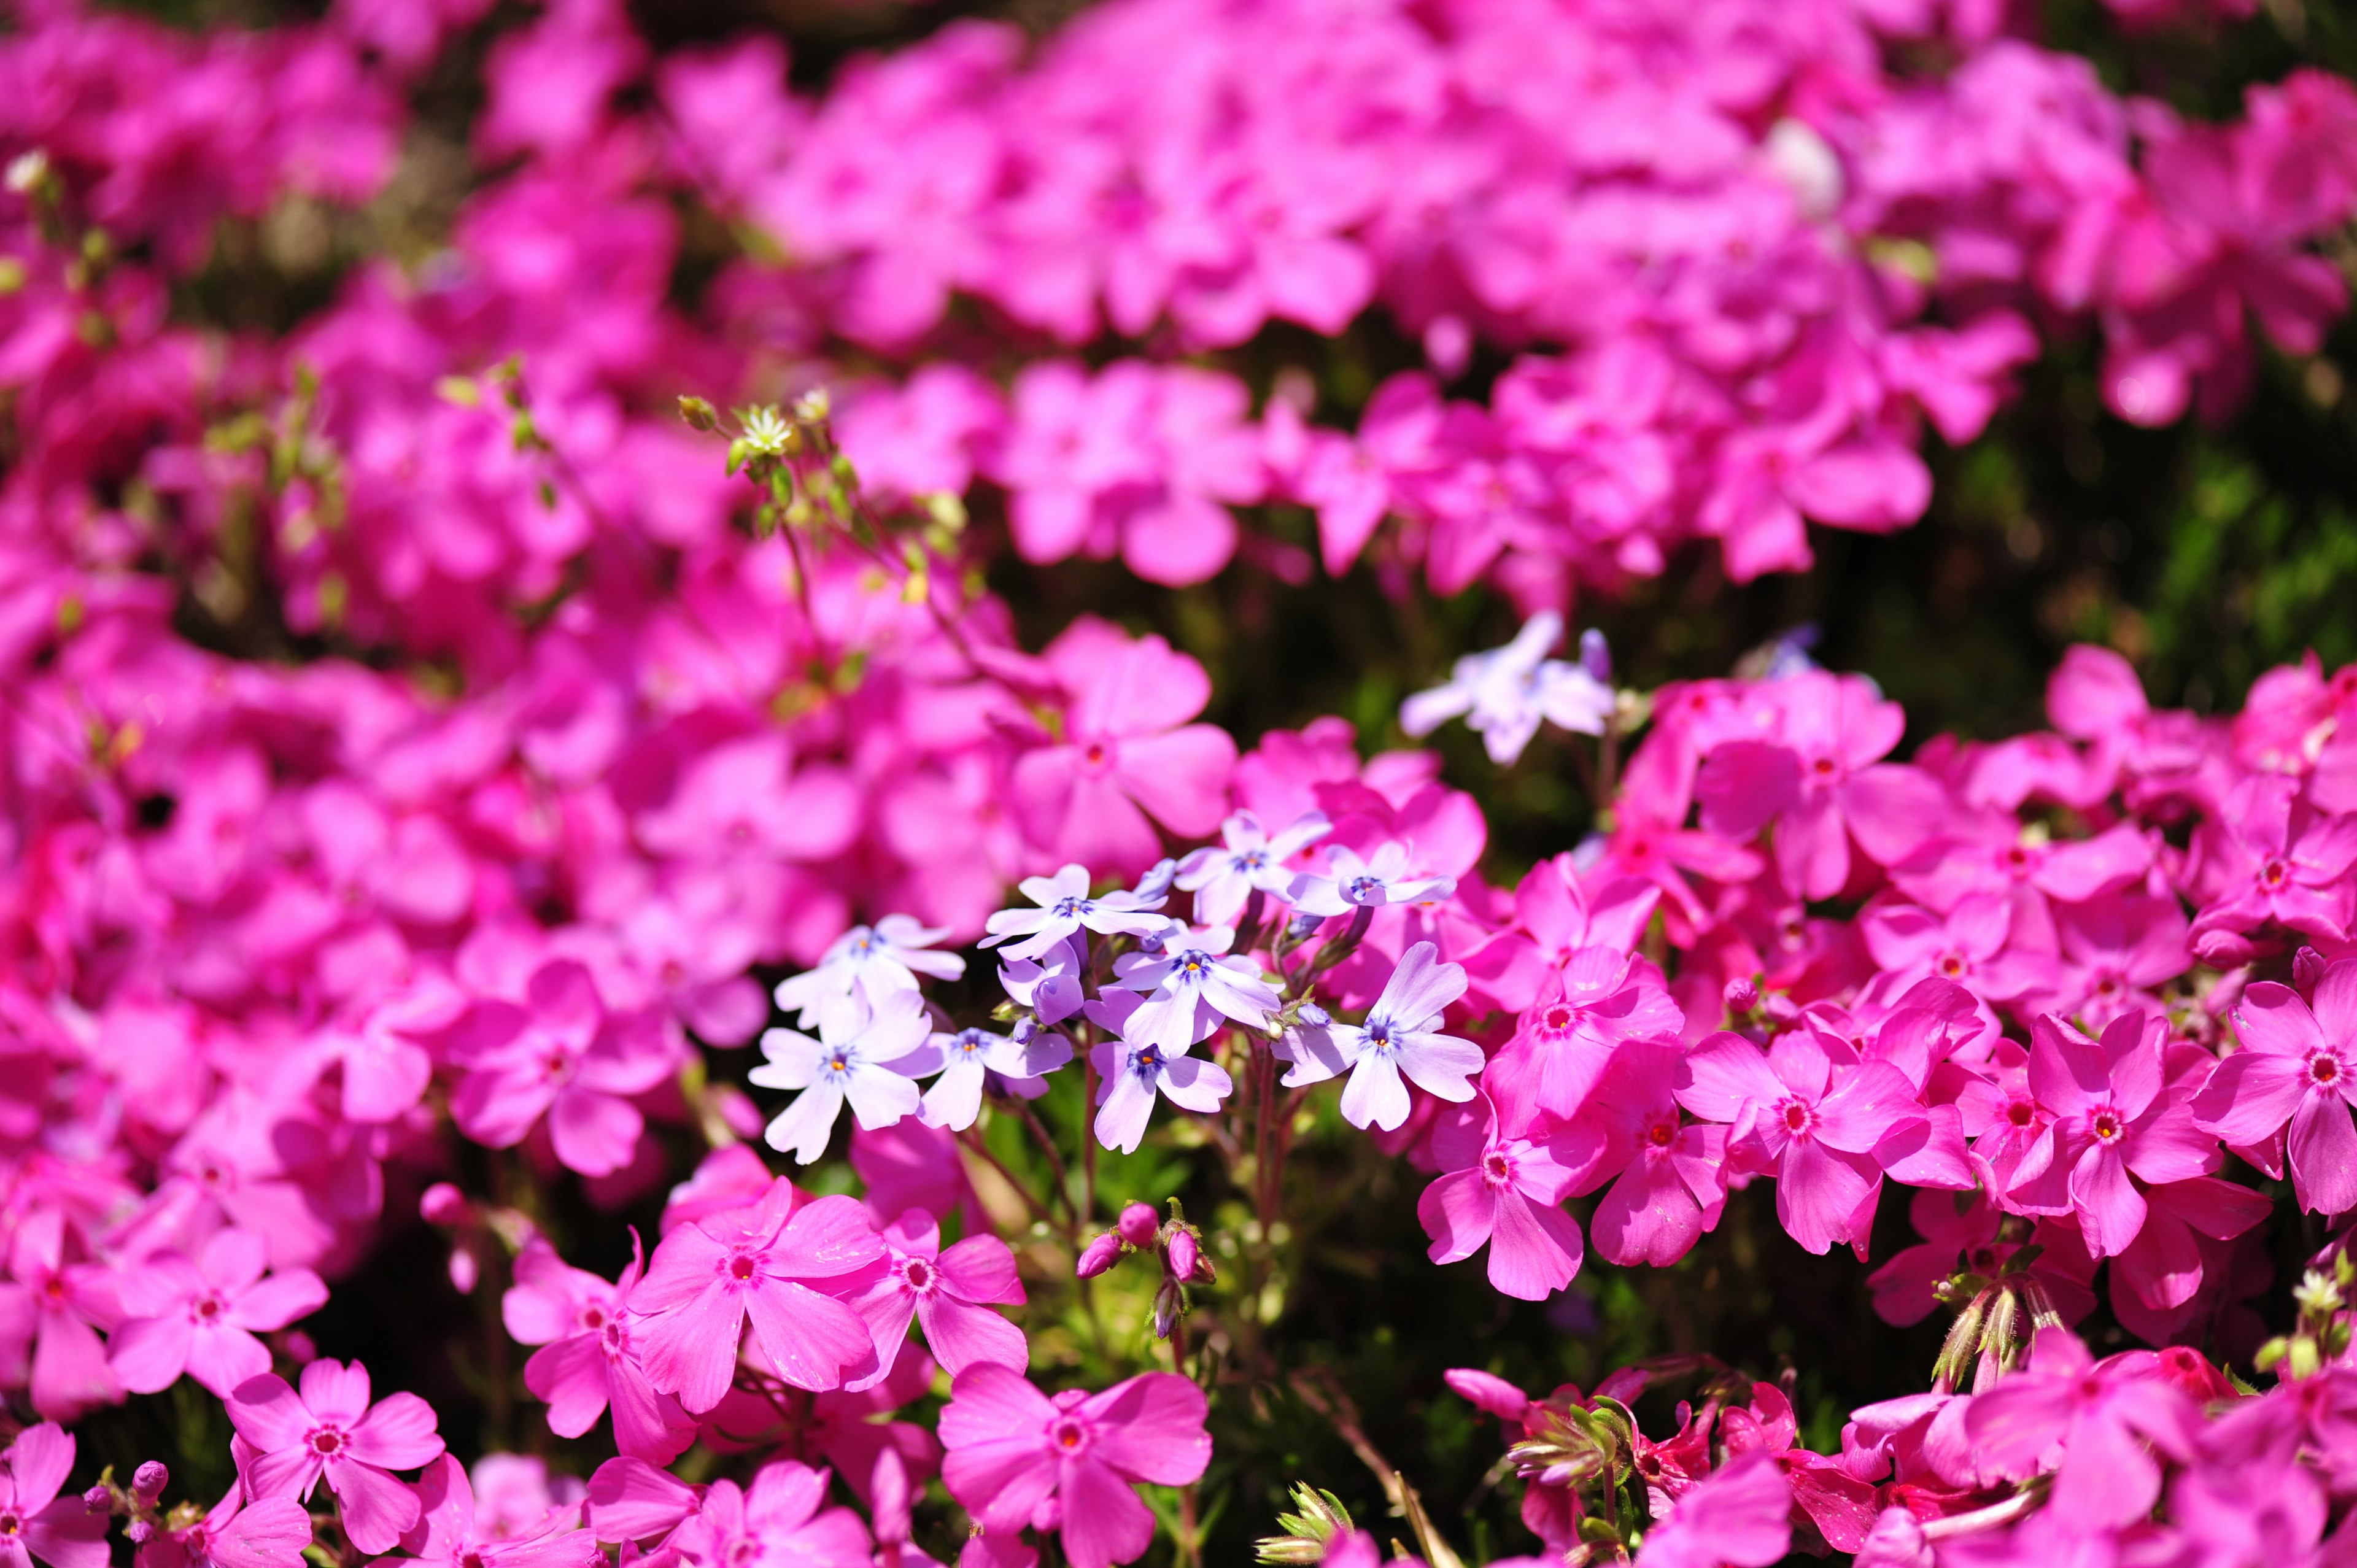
[1676,1031,1932,1256]
[2193,956,2357,1214]
[1696,673,1949,901]
[1582,1040,1728,1269]
[449,960,679,1178]
[1963,1329,2196,1531]
[110,1229,328,1398]
[851,1210,1027,1382]
[0,1424,109,1568]
[226,1359,446,1554]
[939,1364,1211,1568]
[2003,1014,2217,1256]
[584,1457,870,1567]
[0,1210,125,1422]
[630,1186,884,1412]
[1010,619,1236,875]
[400,1455,600,1568]
[501,1237,695,1464]
[134,1491,312,1568]
[1633,1450,1791,1568]
[2189,776,2357,951]
[1416,1095,1596,1300]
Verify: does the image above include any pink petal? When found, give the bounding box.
[1416,1170,1497,1264]
[2234,983,2328,1059]
[344,1391,444,1471]
[916,1296,1028,1378]
[937,1236,1023,1306]
[1484,1192,1584,1301]
[1055,1456,1156,1568]
[743,1281,878,1392]
[109,1315,195,1395]
[2289,1093,2357,1216]
[525,1337,613,1439]
[585,1458,700,1544]
[1079,1372,1211,1486]
[328,1461,422,1555]
[3,1424,75,1513]
[1112,727,1237,840]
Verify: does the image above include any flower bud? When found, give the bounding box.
[131,1462,168,1503]
[1722,976,1759,1015]
[1075,1232,1122,1279]
[419,1183,469,1226]
[1577,627,1612,683]
[1152,1277,1183,1340]
[1168,1229,1201,1282]
[82,1486,112,1515]
[1762,992,1800,1026]
[448,1245,479,1295]
[1288,913,1325,940]
[2296,945,2328,1001]
[1297,1003,1330,1028]
[1118,1202,1161,1248]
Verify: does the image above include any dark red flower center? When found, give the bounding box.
[2262,858,2289,889]
[308,1426,345,1456]
[1053,1419,1088,1451]
[2091,1110,2124,1143]
[728,1253,759,1282]
[903,1259,934,1291]
[1647,1120,1678,1148]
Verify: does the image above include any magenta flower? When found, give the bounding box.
[585,1458,869,1567]
[2193,956,2357,1214]
[1010,620,1237,874]
[501,1237,695,1464]
[401,1455,601,1568]
[1631,1450,1791,1568]
[2189,776,2357,951]
[630,1187,884,1412]
[1676,1032,1933,1256]
[939,1364,1212,1568]
[851,1210,1027,1381]
[449,960,678,1178]
[226,1359,446,1555]
[133,1490,313,1568]
[1695,673,1948,900]
[1416,1095,1596,1300]
[2004,1014,2216,1256]
[1583,1041,1728,1269]
[1963,1329,2196,1531]
[0,1424,109,1568]
[0,1209,125,1421]
[109,1228,328,1398]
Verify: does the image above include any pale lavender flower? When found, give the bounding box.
[981,863,1167,960]
[1287,841,1457,918]
[1399,612,1614,764]
[1108,925,1282,1052]
[750,989,937,1163]
[772,916,966,1025]
[1175,810,1331,927]
[1277,943,1484,1130]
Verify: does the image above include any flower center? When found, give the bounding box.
[1810,756,1838,778]
[1345,874,1384,903]
[727,1251,759,1282]
[1936,952,1967,979]
[308,1426,345,1456]
[1132,1044,1166,1076]
[2091,1110,2124,1143]
[1542,1005,1574,1032]
[2310,1051,2342,1088]
[2262,858,2290,889]
[194,1294,223,1322]
[1647,1120,1677,1148]
[902,1259,934,1291]
[1053,1419,1088,1451]
[580,1305,606,1331]
[1483,1152,1512,1184]
[1780,1099,1814,1135]
[2007,1100,2035,1127]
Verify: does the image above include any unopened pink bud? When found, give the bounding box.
[1076,1232,1121,1279]
[2295,946,2328,1000]
[131,1462,168,1502]
[125,1521,154,1545]
[82,1485,111,1515]
[279,1329,317,1365]
[449,1245,479,1294]
[2195,929,2257,970]
[1167,1229,1201,1282]
[1762,992,1800,1026]
[1722,976,1759,1014]
[420,1182,469,1226]
[1117,1202,1160,1248]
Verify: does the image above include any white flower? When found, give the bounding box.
[1400,612,1614,765]
[1083,994,1233,1154]
[773,915,966,1025]
[1175,809,1331,927]
[749,988,935,1163]
[980,863,1167,961]
[1107,924,1283,1052]
[1287,841,1457,918]
[1279,943,1484,1130]
[917,1025,1075,1132]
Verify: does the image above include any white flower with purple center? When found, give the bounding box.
[772,914,966,1025]
[918,1024,1075,1132]
[749,987,936,1163]
[1278,943,1484,1130]
[1084,992,1234,1154]
[1287,841,1457,919]
[1107,924,1282,1052]
[1175,809,1332,927]
[1399,612,1615,765]
[980,863,1167,961]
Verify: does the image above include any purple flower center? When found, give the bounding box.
[1131,1044,1167,1078]
[1345,875,1384,903]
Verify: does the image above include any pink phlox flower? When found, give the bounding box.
[109,1227,328,1397]
[1694,672,1951,901]
[1275,942,1483,1131]
[0,1424,109,1568]
[1174,809,1331,928]
[226,1358,445,1554]
[1954,1040,2053,1197]
[752,986,935,1165]
[918,1025,1072,1134]
[133,1489,312,1568]
[2046,890,2191,1029]
[1107,922,1281,1052]
[1676,1030,1929,1257]
[501,1234,695,1464]
[1963,1328,2197,1531]
[1398,612,1615,765]
[1082,991,1234,1156]
[773,917,968,1026]
[449,959,679,1178]
[1867,1189,2099,1329]
[1718,1382,1878,1553]
[1465,859,1662,1014]
[1485,948,1684,1122]
[321,970,468,1124]
[851,1121,981,1234]
[2004,1014,2217,1257]
[657,1147,779,1238]
[1633,1450,1791,1568]
[2189,775,2357,950]
[1888,819,2154,953]
[1008,620,1236,874]
[939,1364,1211,1568]
[585,1457,870,1568]
[1287,840,1457,918]
[1859,892,2053,1011]
[633,734,862,868]
[0,1207,126,1421]
[981,863,1167,962]
[1416,1094,1599,1301]
[466,1456,586,1540]
[1582,1039,1728,1268]
[851,1209,1026,1384]
[692,1346,941,1509]
[399,1454,602,1568]
[630,1185,886,1411]
[2193,955,2357,1215]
